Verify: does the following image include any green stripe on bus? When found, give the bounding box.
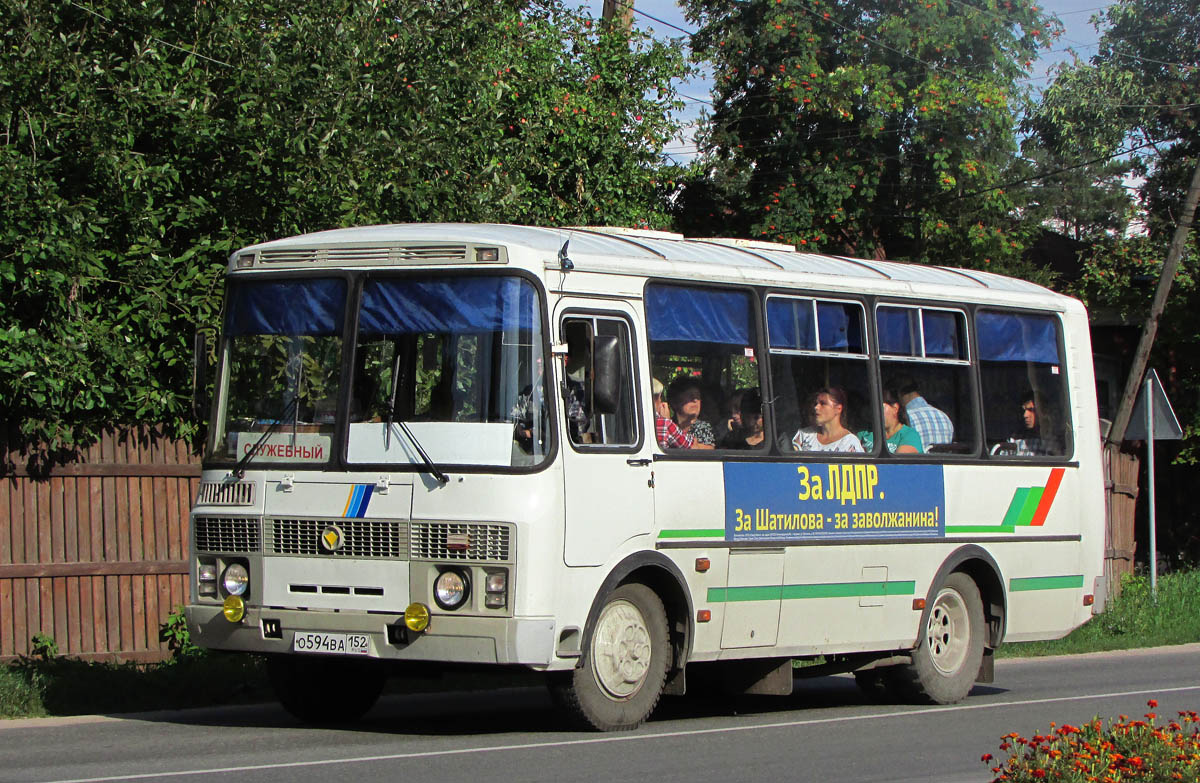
[708,580,917,603]
[657,529,726,539]
[1001,488,1031,528]
[944,524,1016,534]
[1010,575,1084,592]
[1017,487,1045,526]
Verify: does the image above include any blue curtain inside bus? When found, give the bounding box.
[359,277,536,334]
[226,278,346,336]
[767,298,816,350]
[976,311,1060,364]
[876,307,963,358]
[767,298,863,353]
[646,285,753,345]
[817,301,864,352]
[876,307,915,355]
[923,310,962,358]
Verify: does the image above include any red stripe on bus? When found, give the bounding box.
[1029,467,1066,527]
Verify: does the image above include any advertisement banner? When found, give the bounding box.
[723,462,946,542]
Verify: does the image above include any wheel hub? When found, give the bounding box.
[926,587,969,675]
[592,599,652,699]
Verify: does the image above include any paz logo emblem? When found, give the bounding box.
[319,524,345,553]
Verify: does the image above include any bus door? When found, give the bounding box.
[557,309,654,567]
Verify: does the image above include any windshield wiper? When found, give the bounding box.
[388,420,450,485]
[233,395,299,478]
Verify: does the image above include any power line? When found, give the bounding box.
[66,0,233,68]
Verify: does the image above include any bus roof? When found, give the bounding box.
[233,223,1067,304]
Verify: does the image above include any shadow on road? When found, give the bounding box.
[107,673,1010,737]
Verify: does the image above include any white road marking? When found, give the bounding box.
[32,683,1200,783]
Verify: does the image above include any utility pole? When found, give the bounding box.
[602,0,634,33]
[1106,156,1200,447]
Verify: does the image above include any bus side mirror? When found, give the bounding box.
[592,334,622,415]
[192,329,211,422]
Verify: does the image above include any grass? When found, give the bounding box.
[4,569,1198,720]
[0,653,271,719]
[998,568,1200,658]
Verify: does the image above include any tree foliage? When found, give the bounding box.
[675,0,1057,274]
[0,0,686,451]
[1033,0,1200,457]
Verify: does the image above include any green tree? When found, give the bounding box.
[1033,0,1198,240]
[1032,0,1200,461]
[0,0,687,451]
[676,0,1057,274]
[1015,141,1135,243]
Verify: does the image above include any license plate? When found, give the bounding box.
[292,632,371,655]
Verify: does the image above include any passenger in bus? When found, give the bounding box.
[510,358,545,452]
[1001,390,1053,456]
[895,375,954,447]
[714,389,745,444]
[563,331,592,443]
[858,388,923,454]
[719,389,765,449]
[667,377,716,449]
[792,387,864,453]
[653,378,695,449]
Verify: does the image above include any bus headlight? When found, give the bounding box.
[434,569,469,610]
[222,563,249,596]
[198,563,218,597]
[485,570,507,609]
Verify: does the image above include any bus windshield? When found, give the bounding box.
[207,274,550,470]
[209,278,346,465]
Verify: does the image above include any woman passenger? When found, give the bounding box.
[792,386,864,453]
[667,377,715,449]
[720,389,765,449]
[858,388,923,454]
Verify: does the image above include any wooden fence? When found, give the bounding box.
[1104,446,1140,602]
[1,430,199,663]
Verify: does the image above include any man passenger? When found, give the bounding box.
[896,376,954,447]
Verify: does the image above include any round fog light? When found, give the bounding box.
[222,595,245,623]
[222,563,249,596]
[434,570,469,610]
[404,603,430,632]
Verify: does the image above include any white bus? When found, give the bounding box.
[186,223,1105,730]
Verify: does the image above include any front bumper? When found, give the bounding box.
[185,604,558,667]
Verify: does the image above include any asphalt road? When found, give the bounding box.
[2,645,1198,783]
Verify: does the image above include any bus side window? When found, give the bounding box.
[977,310,1072,458]
[766,296,872,454]
[876,305,977,456]
[644,284,761,452]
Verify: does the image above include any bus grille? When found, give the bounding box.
[193,516,261,553]
[265,518,408,559]
[196,481,255,506]
[410,522,511,562]
[257,245,469,265]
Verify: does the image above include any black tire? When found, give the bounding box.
[267,654,386,725]
[853,669,892,702]
[887,572,985,704]
[550,583,671,731]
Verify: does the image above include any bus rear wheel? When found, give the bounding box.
[888,572,984,704]
[267,654,386,725]
[552,583,670,731]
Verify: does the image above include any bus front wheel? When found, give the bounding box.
[552,583,670,731]
[889,572,984,704]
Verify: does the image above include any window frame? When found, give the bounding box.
[559,310,645,455]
